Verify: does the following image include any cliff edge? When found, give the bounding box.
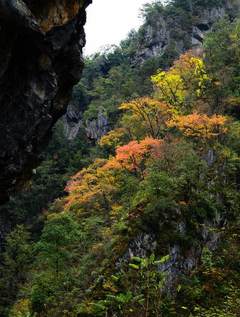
[0,0,91,203]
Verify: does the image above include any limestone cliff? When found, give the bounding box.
[136,0,239,62]
[0,0,91,203]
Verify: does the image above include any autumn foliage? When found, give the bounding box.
[98,128,126,149]
[152,51,210,110]
[6,6,240,317]
[120,97,174,138]
[104,138,164,173]
[65,159,117,212]
[167,113,227,139]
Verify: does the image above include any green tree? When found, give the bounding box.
[0,226,32,317]
[204,18,240,114]
[30,213,82,314]
[35,213,80,276]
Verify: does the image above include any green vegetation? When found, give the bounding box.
[0,226,33,316]
[1,1,240,317]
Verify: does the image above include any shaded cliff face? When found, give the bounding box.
[0,0,91,203]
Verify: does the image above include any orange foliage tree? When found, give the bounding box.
[104,137,164,174]
[167,113,228,140]
[65,159,118,213]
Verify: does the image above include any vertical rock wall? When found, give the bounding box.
[0,0,92,203]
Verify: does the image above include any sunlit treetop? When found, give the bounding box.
[104,137,164,173]
[167,113,228,140]
[151,51,210,111]
[64,159,118,213]
[120,97,174,139]
[120,97,172,112]
[98,128,127,150]
[65,159,113,195]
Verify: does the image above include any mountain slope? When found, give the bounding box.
[1,1,240,316]
[66,0,239,139]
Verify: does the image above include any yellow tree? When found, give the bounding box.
[98,128,127,152]
[120,97,174,139]
[152,51,210,112]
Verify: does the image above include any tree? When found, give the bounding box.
[204,19,240,114]
[152,52,210,112]
[35,213,80,277]
[30,213,82,314]
[98,128,128,154]
[0,226,32,317]
[120,97,174,139]
[104,138,164,175]
[65,159,118,214]
[167,113,227,140]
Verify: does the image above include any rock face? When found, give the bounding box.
[64,102,83,141]
[136,0,239,62]
[117,217,223,293]
[64,105,109,141]
[85,109,109,141]
[0,0,91,203]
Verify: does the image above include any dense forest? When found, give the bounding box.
[1,0,240,316]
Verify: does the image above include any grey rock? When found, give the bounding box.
[116,233,157,268]
[85,109,109,141]
[135,1,236,63]
[64,103,83,141]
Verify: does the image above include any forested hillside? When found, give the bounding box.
[1,0,240,316]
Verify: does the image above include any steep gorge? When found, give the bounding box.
[1,1,240,316]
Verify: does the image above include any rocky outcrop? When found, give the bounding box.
[64,105,109,141]
[117,217,223,293]
[64,101,110,142]
[191,7,228,46]
[136,0,238,62]
[85,109,109,141]
[64,102,83,140]
[0,0,91,203]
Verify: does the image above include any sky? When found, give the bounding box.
[84,0,153,56]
